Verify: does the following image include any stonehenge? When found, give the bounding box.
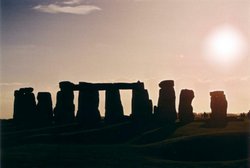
[210,91,228,122]
[178,89,195,123]
[36,92,53,125]
[155,80,177,123]
[131,81,153,122]
[105,88,124,124]
[12,80,230,127]
[13,88,36,125]
[54,81,75,124]
[13,81,154,126]
[76,86,101,125]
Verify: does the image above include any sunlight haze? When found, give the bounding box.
[1,0,250,118]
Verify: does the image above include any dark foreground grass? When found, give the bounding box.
[2,143,248,168]
[131,120,250,144]
[2,120,250,168]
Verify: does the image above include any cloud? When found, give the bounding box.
[62,0,81,5]
[33,2,101,15]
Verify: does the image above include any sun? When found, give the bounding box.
[203,24,247,67]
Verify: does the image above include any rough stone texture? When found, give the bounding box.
[155,80,177,123]
[105,88,124,124]
[178,89,195,123]
[131,82,153,122]
[76,88,101,125]
[54,90,75,124]
[36,92,53,125]
[210,91,227,122]
[13,88,36,125]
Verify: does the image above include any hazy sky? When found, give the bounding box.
[1,0,250,118]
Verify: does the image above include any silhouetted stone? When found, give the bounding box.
[36,92,53,125]
[13,88,36,125]
[210,91,227,123]
[131,82,153,122]
[54,89,75,124]
[76,86,101,125]
[178,89,195,123]
[19,87,34,93]
[155,80,177,123]
[159,80,174,89]
[105,88,124,124]
[13,81,158,127]
[13,90,23,124]
[59,81,75,91]
[75,82,145,91]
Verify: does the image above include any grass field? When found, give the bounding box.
[1,120,249,168]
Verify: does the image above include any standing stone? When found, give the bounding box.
[76,85,101,125]
[54,81,75,124]
[178,89,195,123]
[131,82,153,122]
[105,88,124,124]
[59,81,75,91]
[13,88,36,125]
[155,80,177,123]
[36,92,53,125]
[13,90,23,124]
[210,91,227,122]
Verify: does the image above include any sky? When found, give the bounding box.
[1,0,250,119]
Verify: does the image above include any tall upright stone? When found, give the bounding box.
[76,83,101,125]
[131,81,153,122]
[13,87,36,125]
[178,89,195,123]
[155,80,177,123]
[13,90,23,124]
[210,91,227,122]
[105,88,124,124]
[36,92,53,125]
[54,81,75,124]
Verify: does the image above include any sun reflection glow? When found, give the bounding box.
[203,24,247,68]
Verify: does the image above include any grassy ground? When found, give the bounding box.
[2,143,248,168]
[1,120,250,168]
[131,120,249,144]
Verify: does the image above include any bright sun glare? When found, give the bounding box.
[203,24,247,68]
